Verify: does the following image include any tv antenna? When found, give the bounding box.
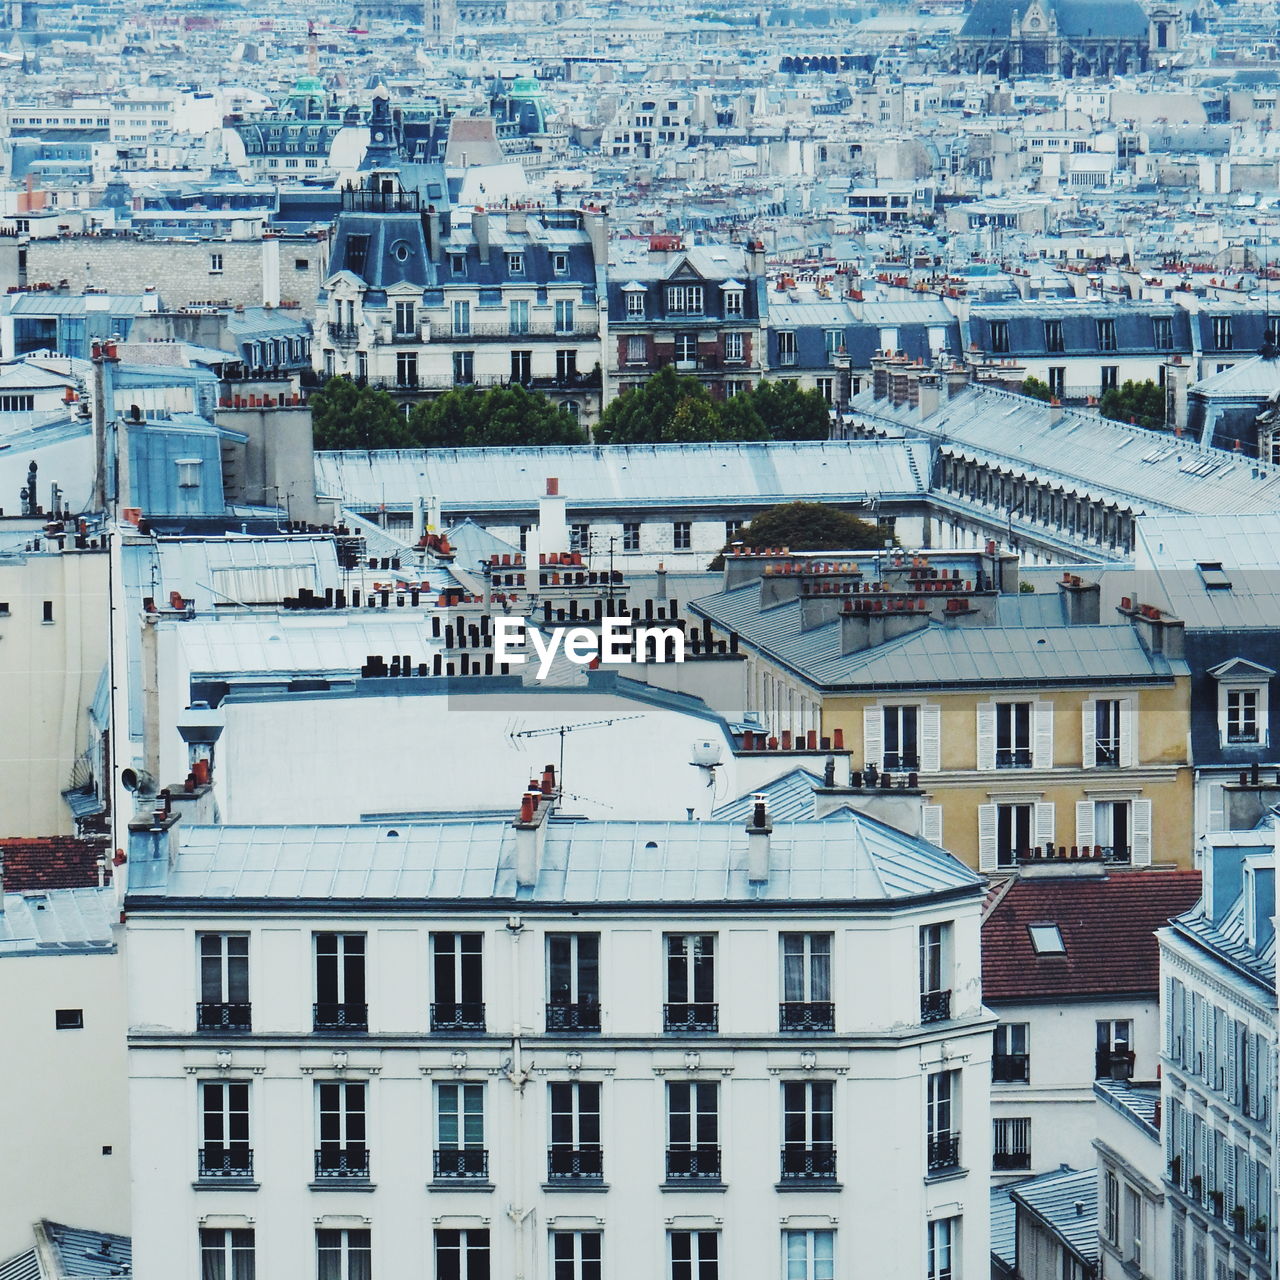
[508,715,643,800]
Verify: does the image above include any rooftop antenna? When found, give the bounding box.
[508,715,643,802]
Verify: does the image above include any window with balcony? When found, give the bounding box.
[724,331,745,362]
[431,933,484,1032]
[315,1081,368,1180]
[780,933,833,1030]
[505,299,529,336]
[883,704,919,771]
[511,349,532,384]
[1048,366,1065,398]
[783,1229,834,1280]
[1089,697,1126,766]
[666,1080,720,1182]
[781,1080,836,1182]
[556,349,577,382]
[993,1117,1030,1171]
[670,1230,718,1280]
[547,933,600,1031]
[666,285,703,315]
[777,331,798,366]
[1096,1020,1134,1080]
[394,300,416,336]
[993,1022,1029,1083]
[1097,318,1117,352]
[1094,799,1131,863]
[673,521,691,550]
[995,802,1033,867]
[453,351,474,385]
[548,1080,602,1182]
[396,351,417,388]
[919,922,952,1023]
[200,1228,255,1280]
[927,1219,956,1280]
[435,1229,488,1280]
[200,1081,253,1180]
[452,299,471,336]
[552,1231,601,1280]
[314,933,366,1032]
[1044,319,1064,353]
[435,1082,487,1181]
[198,933,250,1031]
[927,1070,960,1172]
[665,933,716,1032]
[996,701,1032,768]
[554,300,575,334]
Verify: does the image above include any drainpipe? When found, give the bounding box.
[505,914,532,1279]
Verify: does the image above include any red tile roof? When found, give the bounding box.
[982,870,1202,1003]
[0,837,111,891]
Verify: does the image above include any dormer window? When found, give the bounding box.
[625,291,645,319]
[1209,658,1274,748]
[506,252,524,276]
[552,253,569,277]
[724,289,744,317]
[449,252,467,277]
[666,285,703,315]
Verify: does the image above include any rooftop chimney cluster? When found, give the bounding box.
[740,728,844,753]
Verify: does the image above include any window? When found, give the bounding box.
[42,600,54,624]
[435,1229,489,1280]
[927,1070,959,1171]
[665,933,716,1031]
[1093,799,1132,862]
[570,523,590,553]
[199,933,250,1031]
[993,1022,1029,1082]
[449,252,467,276]
[54,1008,83,1030]
[314,933,366,1031]
[296,258,310,271]
[995,701,1032,768]
[781,1080,836,1181]
[1227,688,1260,743]
[724,331,744,362]
[783,1229,834,1280]
[1212,316,1233,350]
[510,298,530,335]
[1093,698,1123,766]
[452,299,471,336]
[198,1079,252,1179]
[547,934,600,1031]
[1044,319,1064,353]
[725,520,744,543]
[927,1219,956,1280]
[506,251,524,275]
[0,394,34,412]
[356,351,368,381]
[1101,365,1119,392]
[1105,1169,1120,1240]
[552,1230,601,1280]
[1096,1020,1133,1080]
[993,1117,1030,1171]
[990,320,1010,353]
[511,349,532,383]
[919,922,951,1022]
[666,285,703,315]
[556,349,577,382]
[673,521,691,550]
[625,290,645,318]
[1048,366,1065,398]
[995,802,1033,867]
[1125,1184,1143,1266]
[670,1230,718,1280]
[817,377,834,403]
[1154,316,1174,350]
[549,1080,602,1180]
[317,1229,370,1280]
[780,933,833,1030]
[432,932,484,1032]
[1027,923,1065,954]
[1097,318,1117,351]
[316,1081,367,1178]
[666,1080,720,1180]
[554,300,575,333]
[394,300,416,335]
[200,1229,254,1280]
[883,704,919,770]
[435,1082,487,1180]
[777,331,797,365]
[626,335,647,364]
[622,522,640,552]
[390,350,415,387]
[552,252,569,276]
[209,252,223,273]
[674,333,697,365]
[724,288,744,317]
[453,351,474,384]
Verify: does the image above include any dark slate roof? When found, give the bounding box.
[1012,1168,1099,1264]
[960,0,1146,38]
[0,837,110,890]
[44,1222,132,1278]
[967,302,1192,359]
[982,870,1202,1002]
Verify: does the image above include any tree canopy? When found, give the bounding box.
[1019,376,1053,403]
[1099,379,1165,432]
[708,500,887,570]
[309,377,413,450]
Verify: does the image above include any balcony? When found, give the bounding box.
[197,1002,252,1032]
[921,990,952,1024]
[440,317,599,340]
[779,1002,835,1032]
[927,1132,961,1173]
[389,325,425,344]
[328,323,360,344]
[992,1053,1029,1084]
[198,1146,254,1180]
[663,1002,718,1033]
[780,1144,837,1182]
[883,752,920,771]
[777,351,798,366]
[314,1146,370,1180]
[433,1148,489,1181]
[313,1002,368,1033]
[431,1002,486,1033]
[993,1150,1031,1172]
[1099,845,1131,865]
[547,1145,604,1182]
[665,1145,721,1182]
[995,748,1033,769]
[1094,738,1121,767]
[546,1001,601,1033]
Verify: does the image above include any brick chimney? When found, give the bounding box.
[514,786,551,888]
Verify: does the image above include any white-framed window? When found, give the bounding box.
[200,1080,251,1177]
[622,521,641,551]
[552,1230,601,1280]
[783,1229,834,1280]
[550,1079,601,1170]
[670,1230,718,1280]
[554,299,575,333]
[673,520,691,550]
[316,1080,367,1173]
[1226,686,1263,744]
[626,335,647,364]
[674,333,697,364]
[1075,797,1151,864]
[570,522,589,552]
[724,330,744,362]
[552,252,569,276]
[927,1069,959,1170]
[993,1117,1030,1171]
[314,932,366,1030]
[625,290,645,318]
[777,330,798,365]
[863,702,940,772]
[200,1228,255,1280]
[510,298,530,335]
[506,251,524,275]
[452,299,471,336]
[978,800,1053,871]
[316,1228,370,1280]
[977,699,1051,770]
[993,1022,1029,1083]
[1083,697,1134,767]
[1124,1184,1143,1266]
[435,1228,489,1280]
[1105,1168,1120,1240]
[1096,1019,1134,1080]
[199,932,249,1009]
[666,284,704,315]
[927,1218,956,1280]
[431,932,483,1030]
[209,252,223,273]
[394,300,416,334]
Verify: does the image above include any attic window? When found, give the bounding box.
[1196,561,1232,590]
[392,241,412,263]
[176,458,203,489]
[1027,924,1065,955]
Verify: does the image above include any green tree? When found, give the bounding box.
[594,366,710,443]
[750,378,830,440]
[310,376,413,450]
[1020,376,1053,403]
[716,391,770,441]
[708,500,887,569]
[1099,379,1165,431]
[408,382,584,448]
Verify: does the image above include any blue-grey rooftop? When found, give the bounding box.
[712,767,824,822]
[0,888,117,958]
[1011,1167,1099,1264]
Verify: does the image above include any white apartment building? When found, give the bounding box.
[125,802,992,1280]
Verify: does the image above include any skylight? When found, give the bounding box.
[1028,923,1066,955]
[1196,561,1232,591]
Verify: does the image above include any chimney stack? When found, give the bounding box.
[514,788,551,888]
[746,795,772,883]
[472,208,490,264]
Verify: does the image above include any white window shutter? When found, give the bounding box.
[1119,697,1136,767]
[976,702,995,771]
[1224,1141,1236,1213]
[978,803,998,871]
[1034,801,1055,850]
[1033,700,1054,769]
[1226,1018,1238,1106]
[1165,978,1175,1060]
[863,704,882,770]
[1075,800,1096,852]
[920,704,941,773]
[1082,699,1097,768]
[1132,798,1153,865]
[1207,783,1226,835]
[922,804,943,847]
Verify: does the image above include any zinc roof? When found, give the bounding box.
[0,887,117,957]
[1011,1168,1099,1265]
